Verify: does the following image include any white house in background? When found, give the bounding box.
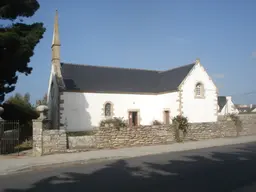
[236,104,256,114]
[47,11,218,131]
[218,96,239,115]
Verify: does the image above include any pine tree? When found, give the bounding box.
[0,0,46,103]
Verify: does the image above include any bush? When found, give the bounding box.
[228,113,242,136]
[100,117,127,128]
[152,120,162,125]
[67,130,96,136]
[14,138,32,151]
[172,115,189,142]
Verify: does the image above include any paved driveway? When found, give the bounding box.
[0,142,256,192]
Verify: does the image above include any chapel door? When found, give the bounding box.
[164,110,170,125]
[132,112,138,126]
[128,111,138,127]
[128,112,133,127]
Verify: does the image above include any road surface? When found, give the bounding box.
[0,142,256,192]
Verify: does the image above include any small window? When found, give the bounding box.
[195,82,204,98]
[104,102,112,117]
[50,83,54,98]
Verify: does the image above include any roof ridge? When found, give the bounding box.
[61,62,196,73]
[61,60,197,93]
[159,62,196,74]
[61,62,160,72]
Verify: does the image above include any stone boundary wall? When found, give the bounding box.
[42,130,67,154]
[67,114,256,150]
[33,114,256,156]
[68,125,174,150]
[33,119,67,156]
[237,114,256,136]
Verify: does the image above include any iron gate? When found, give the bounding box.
[0,120,20,154]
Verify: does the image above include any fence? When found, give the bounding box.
[0,120,20,154]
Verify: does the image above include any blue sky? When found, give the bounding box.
[9,0,256,104]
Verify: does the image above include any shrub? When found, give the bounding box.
[14,138,32,151]
[228,113,242,136]
[100,117,127,128]
[172,115,189,142]
[152,120,162,125]
[67,130,96,136]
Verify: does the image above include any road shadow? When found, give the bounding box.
[2,142,256,192]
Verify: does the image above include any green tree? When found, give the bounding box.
[2,92,39,120]
[0,0,46,103]
[36,93,47,106]
[6,92,34,110]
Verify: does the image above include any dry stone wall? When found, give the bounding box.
[68,125,175,150]
[238,114,256,136]
[33,119,67,156]
[186,121,236,141]
[33,114,256,155]
[67,114,256,151]
[42,130,67,154]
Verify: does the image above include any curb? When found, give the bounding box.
[0,156,126,176]
[0,137,256,176]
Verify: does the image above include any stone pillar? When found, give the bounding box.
[32,119,43,156]
[32,105,49,157]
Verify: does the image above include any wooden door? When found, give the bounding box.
[164,110,170,125]
[128,111,138,126]
[133,112,138,126]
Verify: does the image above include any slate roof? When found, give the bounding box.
[235,105,256,113]
[60,62,196,93]
[218,96,227,112]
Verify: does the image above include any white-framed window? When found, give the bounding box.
[195,82,204,98]
[104,102,112,117]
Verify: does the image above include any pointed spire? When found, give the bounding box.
[51,10,64,89]
[52,10,60,46]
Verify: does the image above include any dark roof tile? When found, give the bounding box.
[61,63,195,93]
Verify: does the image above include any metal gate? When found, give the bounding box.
[0,120,20,155]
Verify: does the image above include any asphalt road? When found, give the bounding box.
[0,142,256,192]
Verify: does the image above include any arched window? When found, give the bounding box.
[104,102,112,117]
[195,82,204,98]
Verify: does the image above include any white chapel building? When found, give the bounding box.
[47,11,218,131]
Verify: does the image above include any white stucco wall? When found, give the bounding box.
[58,62,218,130]
[181,63,218,123]
[60,92,179,131]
